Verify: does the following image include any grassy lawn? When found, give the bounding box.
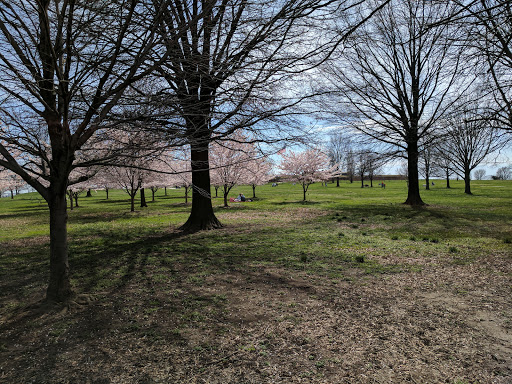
[0,180,511,383]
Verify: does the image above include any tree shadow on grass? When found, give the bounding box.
[270,200,321,206]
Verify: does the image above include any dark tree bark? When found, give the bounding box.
[130,194,136,212]
[252,185,257,198]
[303,184,309,201]
[180,142,221,231]
[464,168,472,195]
[223,185,229,208]
[140,188,148,207]
[404,142,425,205]
[86,189,92,197]
[47,186,72,302]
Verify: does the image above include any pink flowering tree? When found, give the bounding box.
[244,157,273,199]
[210,135,254,207]
[0,168,25,198]
[279,148,337,201]
[162,150,193,204]
[90,168,117,200]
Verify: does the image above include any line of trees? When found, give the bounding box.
[0,0,511,303]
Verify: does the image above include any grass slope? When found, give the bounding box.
[0,180,511,383]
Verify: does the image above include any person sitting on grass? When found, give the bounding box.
[234,193,247,202]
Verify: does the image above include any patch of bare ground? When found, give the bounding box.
[219,206,324,224]
[1,248,511,384]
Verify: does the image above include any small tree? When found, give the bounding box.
[210,135,254,208]
[496,166,512,180]
[438,103,508,194]
[474,169,486,180]
[420,146,435,190]
[327,131,352,187]
[279,148,336,201]
[245,157,273,199]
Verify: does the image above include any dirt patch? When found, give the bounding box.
[1,255,511,383]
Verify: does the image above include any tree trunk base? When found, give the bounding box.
[179,215,223,233]
[403,197,425,206]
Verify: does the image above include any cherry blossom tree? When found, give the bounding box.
[167,151,193,204]
[279,148,336,201]
[245,157,273,199]
[90,168,117,200]
[0,169,25,198]
[210,135,254,207]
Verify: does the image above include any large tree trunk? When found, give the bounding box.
[464,168,472,195]
[425,173,430,190]
[46,191,72,302]
[303,185,307,201]
[105,187,109,199]
[252,184,256,198]
[445,169,450,188]
[404,142,425,206]
[10,189,14,199]
[336,177,340,187]
[140,188,148,207]
[86,188,92,197]
[180,142,221,231]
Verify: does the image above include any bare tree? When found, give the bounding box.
[432,147,453,188]
[0,1,165,302]
[356,151,370,188]
[437,104,508,194]
[449,0,512,131]
[419,146,434,190]
[148,0,390,231]
[474,169,486,180]
[320,0,468,205]
[345,149,356,183]
[326,130,352,187]
[495,166,512,180]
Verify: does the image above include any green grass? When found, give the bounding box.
[0,179,511,298]
[1,179,511,383]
